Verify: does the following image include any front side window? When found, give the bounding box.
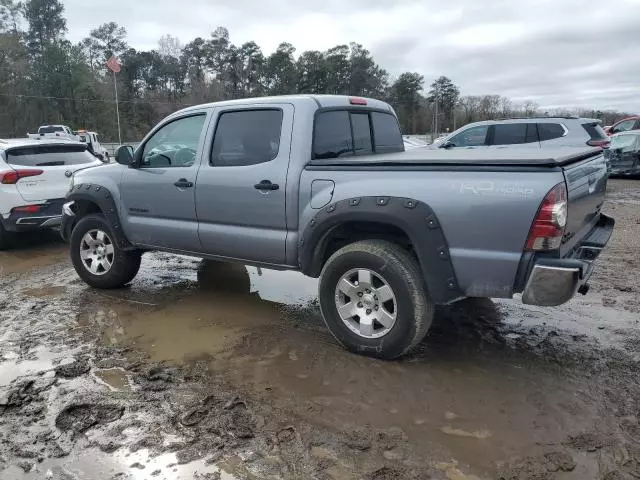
[449,125,488,147]
[612,120,636,134]
[141,114,206,168]
[210,109,283,167]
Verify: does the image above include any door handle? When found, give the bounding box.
[254,180,279,191]
[174,178,194,188]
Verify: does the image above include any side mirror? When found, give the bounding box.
[115,145,134,166]
[440,141,454,149]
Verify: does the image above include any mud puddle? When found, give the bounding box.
[0,448,238,480]
[73,252,640,478]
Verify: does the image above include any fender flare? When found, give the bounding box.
[66,183,133,250]
[298,196,464,305]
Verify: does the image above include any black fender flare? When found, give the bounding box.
[298,196,464,305]
[66,183,133,250]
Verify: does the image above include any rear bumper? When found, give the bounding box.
[522,213,614,306]
[1,198,65,232]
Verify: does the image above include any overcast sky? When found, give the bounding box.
[63,0,640,113]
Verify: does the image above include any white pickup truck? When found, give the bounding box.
[27,125,78,141]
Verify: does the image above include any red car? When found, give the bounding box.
[605,116,640,136]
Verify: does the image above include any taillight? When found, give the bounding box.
[0,169,43,184]
[587,139,610,149]
[525,182,568,251]
[11,205,41,214]
[349,97,367,105]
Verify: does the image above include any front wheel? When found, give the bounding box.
[70,214,141,289]
[318,240,434,359]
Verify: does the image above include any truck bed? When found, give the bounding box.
[307,146,603,168]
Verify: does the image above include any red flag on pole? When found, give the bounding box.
[106,55,121,73]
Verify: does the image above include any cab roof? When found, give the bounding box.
[176,94,394,116]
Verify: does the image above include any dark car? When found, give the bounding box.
[605,131,640,176]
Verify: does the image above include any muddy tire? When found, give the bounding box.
[318,240,434,359]
[0,222,13,250]
[70,214,141,289]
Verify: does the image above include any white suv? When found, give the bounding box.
[439,117,610,150]
[0,139,103,249]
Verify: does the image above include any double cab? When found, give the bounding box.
[61,95,614,358]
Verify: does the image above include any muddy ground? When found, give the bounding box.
[0,178,639,480]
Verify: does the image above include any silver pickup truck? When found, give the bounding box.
[60,95,614,359]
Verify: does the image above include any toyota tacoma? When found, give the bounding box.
[60,95,614,359]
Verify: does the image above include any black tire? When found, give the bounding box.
[0,222,13,250]
[70,214,141,289]
[319,240,434,359]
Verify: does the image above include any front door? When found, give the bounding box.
[195,104,294,265]
[119,111,209,251]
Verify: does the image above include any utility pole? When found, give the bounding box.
[434,90,439,139]
[106,55,122,145]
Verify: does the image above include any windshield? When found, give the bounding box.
[611,134,637,149]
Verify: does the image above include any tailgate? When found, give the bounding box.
[6,144,101,202]
[560,151,608,255]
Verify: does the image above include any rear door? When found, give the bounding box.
[195,104,293,264]
[5,144,101,202]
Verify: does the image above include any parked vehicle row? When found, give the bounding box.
[59,94,614,359]
[436,116,610,150]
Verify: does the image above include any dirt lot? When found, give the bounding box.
[0,178,639,480]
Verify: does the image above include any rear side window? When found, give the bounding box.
[211,109,283,167]
[582,123,608,140]
[538,123,565,141]
[492,123,537,145]
[313,110,403,159]
[7,146,95,166]
[371,112,404,152]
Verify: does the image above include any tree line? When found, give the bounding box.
[0,0,633,141]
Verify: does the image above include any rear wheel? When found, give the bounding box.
[70,214,141,288]
[0,222,13,250]
[318,240,434,359]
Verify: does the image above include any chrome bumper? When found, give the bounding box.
[522,214,614,307]
[522,264,581,306]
